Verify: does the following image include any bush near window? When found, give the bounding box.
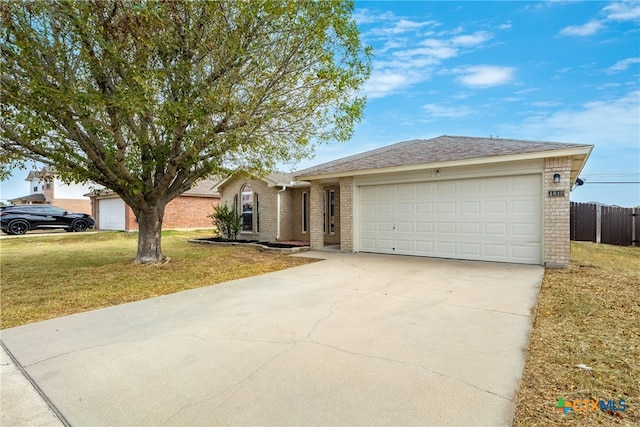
[209,203,242,240]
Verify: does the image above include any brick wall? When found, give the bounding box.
[309,180,324,249]
[162,196,219,229]
[52,198,92,215]
[339,177,354,252]
[289,188,311,242]
[544,157,572,268]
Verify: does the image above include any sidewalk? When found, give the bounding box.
[0,343,64,427]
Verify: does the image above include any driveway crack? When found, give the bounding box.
[303,340,512,401]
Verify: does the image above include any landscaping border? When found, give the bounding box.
[188,239,310,254]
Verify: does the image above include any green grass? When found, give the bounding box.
[0,231,314,329]
[514,242,640,426]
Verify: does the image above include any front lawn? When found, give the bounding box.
[0,231,314,329]
[514,242,640,425]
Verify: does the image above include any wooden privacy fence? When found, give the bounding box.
[570,202,640,246]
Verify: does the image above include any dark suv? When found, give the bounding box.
[0,205,95,235]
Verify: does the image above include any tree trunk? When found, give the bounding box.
[133,203,168,264]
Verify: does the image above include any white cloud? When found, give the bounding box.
[369,18,439,36]
[364,71,424,99]
[394,46,458,61]
[602,2,640,21]
[503,91,640,150]
[559,20,604,36]
[422,104,471,118]
[606,57,640,74]
[353,9,396,25]
[452,65,516,88]
[498,22,512,30]
[451,31,493,46]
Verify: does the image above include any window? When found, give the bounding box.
[302,192,308,233]
[241,184,253,231]
[46,182,51,189]
[328,189,336,234]
[33,185,38,192]
[255,193,260,233]
[322,191,326,233]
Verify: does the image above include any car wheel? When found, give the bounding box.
[7,220,29,235]
[71,220,88,232]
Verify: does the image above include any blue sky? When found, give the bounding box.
[299,0,640,207]
[1,1,639,207]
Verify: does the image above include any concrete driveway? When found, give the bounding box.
[1,252,543,426]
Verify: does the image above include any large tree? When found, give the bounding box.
[0,0,370,263]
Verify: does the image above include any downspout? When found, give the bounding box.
[276,185,287,240]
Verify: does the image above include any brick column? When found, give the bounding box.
[309,180,324,250]
[339,177,354,252]
[544,157,572,268]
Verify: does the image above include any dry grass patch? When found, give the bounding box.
[514,242,640,425]
[1,231,315,329]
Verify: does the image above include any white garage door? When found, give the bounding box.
[99,198,126,230]
[359,175,542,264]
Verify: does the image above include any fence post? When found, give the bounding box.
[596,204,602,243]
[633,208,638,247]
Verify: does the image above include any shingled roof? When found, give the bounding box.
[295,135,592,179]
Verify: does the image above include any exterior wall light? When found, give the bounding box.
[553,173,561,183]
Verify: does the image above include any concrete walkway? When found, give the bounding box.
[1,252,543,426]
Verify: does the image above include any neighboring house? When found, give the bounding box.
[8,167,92,214]
[89,178,220,231]
[217,135,593,268]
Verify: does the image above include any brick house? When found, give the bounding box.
[217,135,592,268]
[89,178,220,231]
[8,167,92,214]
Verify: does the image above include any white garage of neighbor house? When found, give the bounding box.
[219,135,592,268]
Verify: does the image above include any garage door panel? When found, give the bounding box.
[416,202,434,214]
[437,202,456,214]
[436,242,457,255]
[460,201,481,214]
[378,221,395,232]
[460,222,481,235]
[437,222,456,234]
[512,199,537,213]
[396,240,414,251]
[396,222,412,233]
[358,174,542,264]
[396,202,413,214]
[437,182,456,195]
[485,201,507,213]
[485,244,508,257]
[512,223,538,237]
[512,244,541,261]
[415,182,436,197]
[460,243,481,257]
[415,222,433,233]
[415,241,434,253]
[485,223,508,237]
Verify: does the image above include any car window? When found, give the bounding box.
[41,206,67,215]
[24,206,45,214]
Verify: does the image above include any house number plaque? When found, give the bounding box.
[548,190,565,197]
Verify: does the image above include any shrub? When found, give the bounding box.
[209,203,242,240]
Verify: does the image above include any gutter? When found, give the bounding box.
[276,185,287,240]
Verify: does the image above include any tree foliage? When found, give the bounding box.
[0,0,370,263]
